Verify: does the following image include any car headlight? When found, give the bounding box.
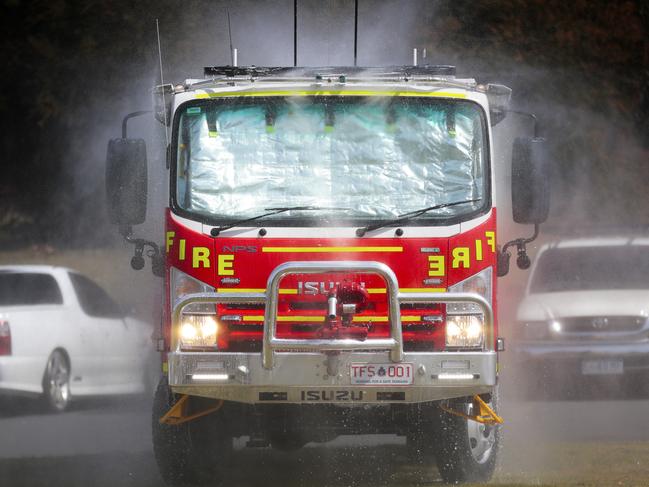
[446,268,492,348]
[180,314,219,349]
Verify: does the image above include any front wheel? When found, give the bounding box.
[152,377,232,486]
[42,350,71,412]
[434,395,499,483]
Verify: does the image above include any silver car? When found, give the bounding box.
[513,238,649,398]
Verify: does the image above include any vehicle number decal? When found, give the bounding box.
[350,363,414,385]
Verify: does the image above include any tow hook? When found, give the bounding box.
[440,394,504,425]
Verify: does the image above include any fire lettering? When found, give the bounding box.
[192,247,211,268]
[452,247,470,269]
[166,231,175,253]
[428,255,445,276]
[217,254,235,275]
[475,239,483,261]
[485,231,496,253]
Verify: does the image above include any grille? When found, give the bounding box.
[562,316,646,333]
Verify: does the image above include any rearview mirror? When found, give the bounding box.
[511,136,550,224]
[105,138,148,225]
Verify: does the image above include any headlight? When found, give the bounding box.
[180,314,219,349]
[446,268,492,348]
[446,314,484,348]
[171,268,218,349]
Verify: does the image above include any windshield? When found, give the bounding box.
[530,246,649,293]
[174,96,487,224]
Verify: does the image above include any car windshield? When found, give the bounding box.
[174,96,487,224]
[530,245,649,293]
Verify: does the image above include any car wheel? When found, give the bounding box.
[152,376,232,486]
[42,350,71,413]
[434,393,500,483]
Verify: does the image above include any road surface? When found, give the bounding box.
[1,389,648,486]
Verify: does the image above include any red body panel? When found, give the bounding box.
[164,210,497,352]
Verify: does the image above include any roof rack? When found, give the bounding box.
[203,65,457,79]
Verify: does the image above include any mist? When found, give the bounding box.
[1,1,648,486]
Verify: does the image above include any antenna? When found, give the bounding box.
[293,0,298,67]
[227,10,234,66]
[155,19,169,147]
[353,0,358,66]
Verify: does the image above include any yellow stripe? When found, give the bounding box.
[366,288,387,294]
[217,288,265,293]
[216,288,297,294]
[353,316,387,322]
[401,316,421,322]
[196,90,467,99]
[279,289,298,295]
[401,288,446,293]
[262,246,402,253]
[244,316,327,323]
[366,288,446,294]
[242,316,264,322]
[242,315,422,323]
[278,316,325,322]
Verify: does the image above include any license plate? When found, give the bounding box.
[350,363,414,385]
[581,359,624,375]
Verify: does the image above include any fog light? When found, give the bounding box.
[192,373,228,381]
[179,314,218,349]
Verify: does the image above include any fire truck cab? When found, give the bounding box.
[106,65,549,485]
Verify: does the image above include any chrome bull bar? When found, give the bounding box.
[171,261,494,369]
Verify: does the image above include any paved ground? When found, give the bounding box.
[1,390,648,486]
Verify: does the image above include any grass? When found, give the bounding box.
[495,441,649,487]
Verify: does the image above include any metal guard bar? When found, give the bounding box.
[171,261,494,370]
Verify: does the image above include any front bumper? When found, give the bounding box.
[512,341,649,374]
[169,350,497,403]
[169,261,497,404]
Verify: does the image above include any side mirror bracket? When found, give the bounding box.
[497,224,539,277]
[119,225,165,278]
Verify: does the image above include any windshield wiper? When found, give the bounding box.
[355,199,481,237]
[210,206,350,236]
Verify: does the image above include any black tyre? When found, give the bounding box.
[434,394,499,483]
[42,350,71,412]
[152,377,232,486]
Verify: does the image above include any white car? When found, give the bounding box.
[0,265,155,411]
[513,238,649,397]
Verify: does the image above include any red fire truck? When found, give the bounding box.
[106,65,549,485]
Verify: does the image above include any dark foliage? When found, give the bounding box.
[0,0,647,246]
